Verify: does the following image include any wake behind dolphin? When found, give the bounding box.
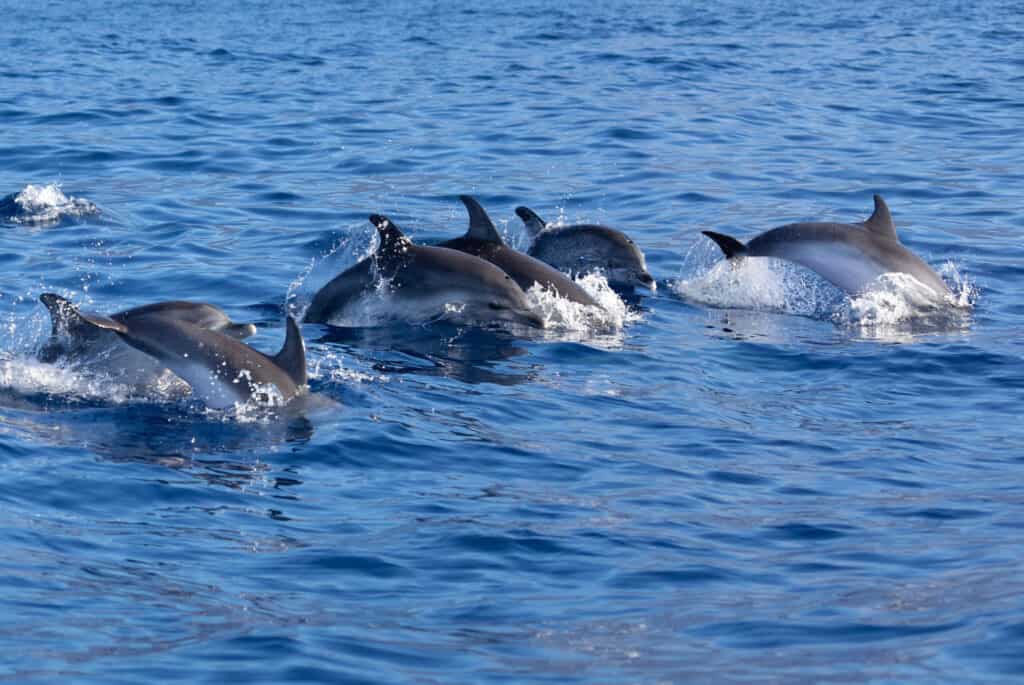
[701,195,952,299]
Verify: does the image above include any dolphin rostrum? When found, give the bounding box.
[305,215,545,329]
[514,205,655,292]
[701,195,951,298]
[439,196,598,307]
[41,294,307,408]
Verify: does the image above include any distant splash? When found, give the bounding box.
[0,183,99,226]
[675,242,976,337]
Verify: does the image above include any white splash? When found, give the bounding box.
[286,226,376,320]
[834,262,976,332]
[675,257,843,319]
[5,183,99,225]
[0,355,138,405]
[526,272,638,333]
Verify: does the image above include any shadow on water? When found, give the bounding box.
[0,349,324,489]
[1,400,316,488]
[313,320,536,386]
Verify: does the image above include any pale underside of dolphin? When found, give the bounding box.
[514,205,655,291]
[702,195,951,298]
[439,195,598,307]
[304,214,545,329]
[42,294,307,408]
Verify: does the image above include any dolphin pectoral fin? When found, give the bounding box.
[459,195,504,244]
[863,194,898,242]
[220,322,258,340]
[514,206,547,236]
[39,293,128,336]
[702,231,747,259]
[271,316,307,388]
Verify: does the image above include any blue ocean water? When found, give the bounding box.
[2,0,1023,682]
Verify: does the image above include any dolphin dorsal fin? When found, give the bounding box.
[368,214,412,274]
[39,293,127,336]
[863,194,898,241]
[459,195,503,244]
[515,206,548,237]
[271,316,307,387]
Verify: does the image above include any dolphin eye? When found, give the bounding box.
[488,302,507,311]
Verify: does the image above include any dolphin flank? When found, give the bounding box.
[701,194,951,297]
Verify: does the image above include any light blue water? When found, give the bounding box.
[2,1,1024,682]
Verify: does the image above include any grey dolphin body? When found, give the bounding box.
[305,215,544,329]
[438,196,598,307]
[514,206,655,292]
[39,295,258,387]
[41,294,306,408]
[701,195,951,298]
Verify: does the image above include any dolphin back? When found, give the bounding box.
[114,300,257,339]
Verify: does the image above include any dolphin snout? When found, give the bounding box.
[637,271,657,292]
[518,309,546,329]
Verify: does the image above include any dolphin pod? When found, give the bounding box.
[32,193,956,409]
[702,195,952,298]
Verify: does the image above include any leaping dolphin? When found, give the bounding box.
[514,205,655,292]
[701,195,951,298]
[39,294,258,388]
[304,215,545,329]
[41,294,307,408]
[439,196,598,307]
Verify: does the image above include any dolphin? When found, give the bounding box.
[701,195,952,298]
[514,205,655,292]
[41,295,307,408]
[438,196,598,307]
[304,215,545,329]
[39,294,258,387]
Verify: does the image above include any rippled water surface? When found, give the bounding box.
[2,1,1024,682]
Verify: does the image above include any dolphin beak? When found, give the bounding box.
[638,272,657,292]
[519,309,546,329]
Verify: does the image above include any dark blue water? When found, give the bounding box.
[2,1,1023,682]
